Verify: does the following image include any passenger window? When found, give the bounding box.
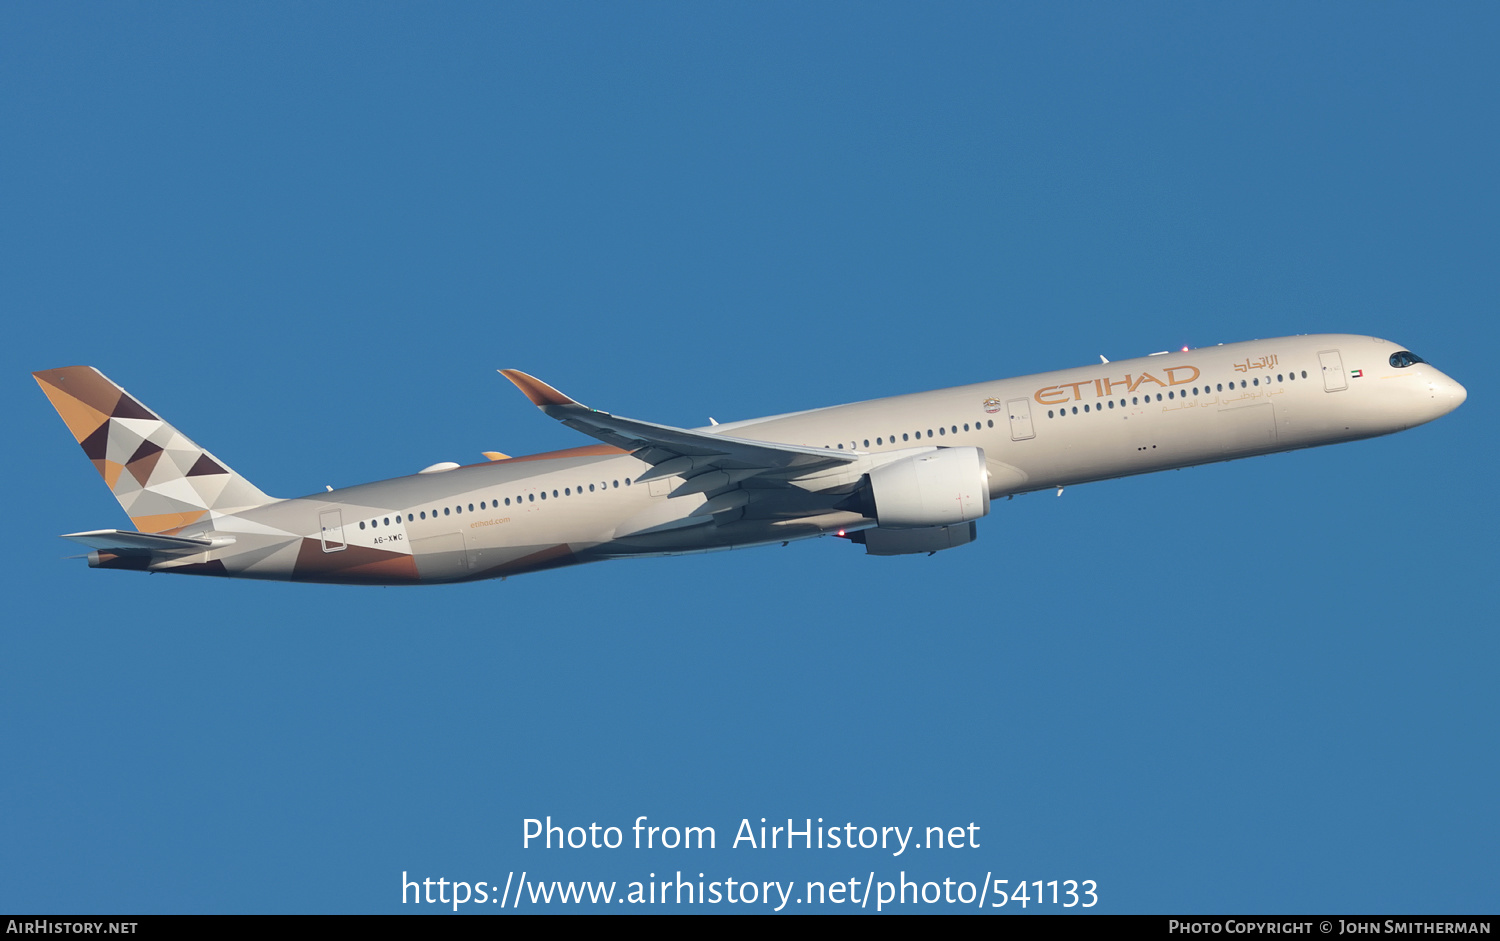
[903,433,909,441]
[1048,410,1054,418]
[565,488,571,495]
[987,420,993,428]
[1301,370,1307,378]
[939,427,946,435]
[540,492,546,501]
[420,511,426,520]
[914,431,921,439]
[1108,400,1115,409]
[528,494,534,502]
[505,498,511,506]
[1253,378,1259,386]
[1071,406,1078,414]
[444,507,450,516]
[359,521,366,530]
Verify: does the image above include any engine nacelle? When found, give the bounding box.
[866,446,990,529]
[853,521,978,556]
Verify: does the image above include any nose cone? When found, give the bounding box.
[1438,373,1467,414]
[1419,370,1467,424]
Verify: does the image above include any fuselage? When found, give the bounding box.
[77,334,1466,584]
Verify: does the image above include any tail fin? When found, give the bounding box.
[33,366,276,533]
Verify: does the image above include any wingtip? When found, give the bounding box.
[498,369,577,407]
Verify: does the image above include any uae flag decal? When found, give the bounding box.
[1350,369,1364,378]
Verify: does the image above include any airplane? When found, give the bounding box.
[34,333,1465,585]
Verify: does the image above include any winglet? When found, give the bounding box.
[499,369,577,408]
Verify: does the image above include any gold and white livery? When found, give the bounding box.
[34,334,1466,584]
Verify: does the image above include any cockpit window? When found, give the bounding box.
[1390,351,1425,368]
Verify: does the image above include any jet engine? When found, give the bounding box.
[865,446,990,528]
[847,521,978,556]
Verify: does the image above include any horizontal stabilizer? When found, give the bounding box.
[61,529,215,555]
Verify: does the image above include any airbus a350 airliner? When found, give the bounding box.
[35,334,1464,584]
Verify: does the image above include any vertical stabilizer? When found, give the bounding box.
[33,366,276,533]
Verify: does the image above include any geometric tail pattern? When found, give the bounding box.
[33,366,276,533]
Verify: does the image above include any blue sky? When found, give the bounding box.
[3,2,1495,914]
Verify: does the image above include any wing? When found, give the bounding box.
[499,370,857,488]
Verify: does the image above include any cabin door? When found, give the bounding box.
[1006,398,1035,441]
[318,509,345,552]
[1319,350,1348,392]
